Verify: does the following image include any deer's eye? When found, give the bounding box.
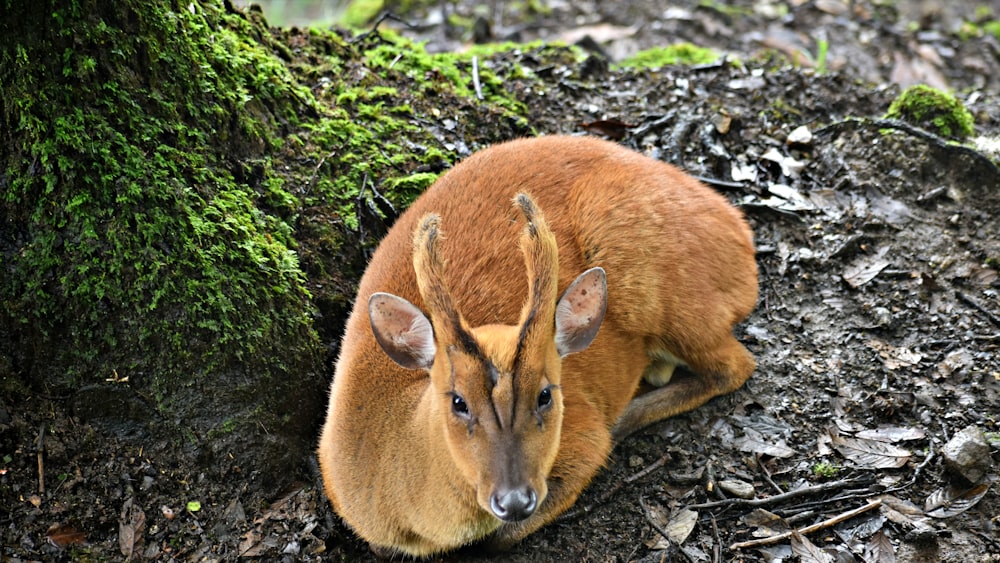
[451,393,469,417]
[537,387,553,411]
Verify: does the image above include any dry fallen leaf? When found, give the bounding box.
[47,522,87,549]
[834,511,886,544]
[856,426,927,443]
[555,23,638,45]
[744,508,789,538]
[239,528,264,557]
[578,118,633,140]
[735,427,797,458]
[643,501,671,549]
[867,338,923,370]
[863,529,896,563]
[762,183,814,211]
[731,159,758,182]
[937,348,974,378]
[665,508,698,544]
[790,529,834,563]
[924,482,991,518]
[830,433,911,469]
[119,497,146,559]
[843,247,891,288]
[761,149,807,177]
[646,505,698,550]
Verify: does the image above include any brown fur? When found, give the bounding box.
[317,135,758,556]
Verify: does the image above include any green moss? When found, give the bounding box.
[617,43,720,69]
[985,20,1000,40]
[339,0,385,29]
[383,171,441,193]
[357,28,527,115]
[885,85,975,140]
[811,462,840,478]
[1,0,324,393]
[279,26,537,233]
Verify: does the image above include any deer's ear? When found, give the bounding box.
[369,293,436,370]
[554,267,607,357]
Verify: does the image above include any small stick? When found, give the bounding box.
[710,515,721,563]
[758,454,785,495]
[705,460,725,500]
[471,56,483,100]
[36,424,45,494]
[626,453,671,484]
[692,175,745,191]
[730,499,882,550]
[348,12,414,44]
[560,453,669,520]
[307,149,337,188]
[883,431,936,494]
[686,476,870,509]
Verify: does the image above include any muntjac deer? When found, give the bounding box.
[317,135,758,556]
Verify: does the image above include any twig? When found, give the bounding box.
[882,432,936,494]
[686,476,871,509]
[705,460,725,501]
[693,175,745,191]
[730,499,882,550]
[348,11,414,44]
[36,424,45,494]
[307,150,337,189]
[779,488,881,513]
[560,453,669,520]
[957,291,1000,328]
[758,454,785,495]
[627,453,671,484]
[710,515,721,563]
[471,56,483,100]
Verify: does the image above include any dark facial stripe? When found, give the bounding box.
[512,302,536,376]
[453,318,484,361]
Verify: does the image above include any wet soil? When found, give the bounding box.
[3,0,1000,561]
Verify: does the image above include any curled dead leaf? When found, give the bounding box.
[47,522,87,549]
[924,482,991,518]
[578,118,634,140]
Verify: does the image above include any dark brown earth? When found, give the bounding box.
[3,0,1000,561]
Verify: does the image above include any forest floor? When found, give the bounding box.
[3,0,1000,561]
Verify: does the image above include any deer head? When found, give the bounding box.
[367,193,607,522]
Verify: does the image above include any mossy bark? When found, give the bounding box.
[1,0,328,492]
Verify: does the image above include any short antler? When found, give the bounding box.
[512,193,560,369]
[412,213,477,354]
